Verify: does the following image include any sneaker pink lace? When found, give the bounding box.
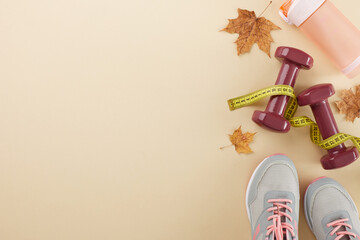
[327,218,356,240]
[265,199,296,240]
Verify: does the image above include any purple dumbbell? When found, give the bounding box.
[252,46,313,133]
[297,83,359,169]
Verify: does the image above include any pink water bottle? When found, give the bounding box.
[279,0,360,78]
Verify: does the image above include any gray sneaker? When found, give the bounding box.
[246,154,299,240]
[304,177,360,240]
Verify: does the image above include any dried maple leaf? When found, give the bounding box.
[335,84,360,122]
[221,126,256,154]
[222,2,281,57]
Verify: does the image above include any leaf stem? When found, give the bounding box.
[258,1,273,17]
[220,144,233,150]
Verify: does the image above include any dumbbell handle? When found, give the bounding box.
[310,100,346,153]
[265,60,300,116]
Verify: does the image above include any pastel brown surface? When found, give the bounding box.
[1,0,360,240]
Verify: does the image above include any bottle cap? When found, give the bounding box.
[279,0,326,27]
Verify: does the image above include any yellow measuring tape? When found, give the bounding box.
[228,85,360,151]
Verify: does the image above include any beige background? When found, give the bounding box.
[0,0,360,239]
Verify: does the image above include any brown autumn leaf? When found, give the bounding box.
[335,84,360,122]
[221,7,281,57]
[227,126,256,154]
